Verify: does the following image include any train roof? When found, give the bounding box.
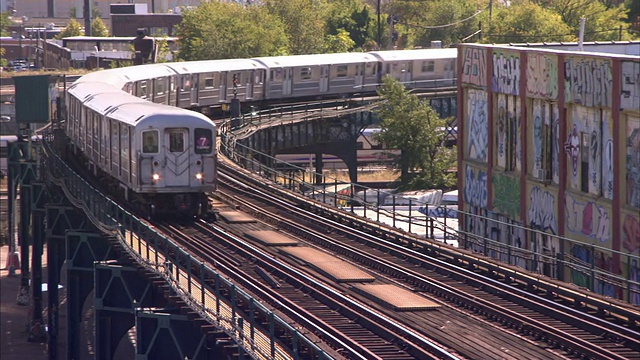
[105,101,215,128]
[252,52,379,68]
[368,48,457,61]
[76,64,177,88]
[165,59,266,74]
[82,91,148,114]
[67,81,131,101]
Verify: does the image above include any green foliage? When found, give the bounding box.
[324,29,356,53]
[92,7,102,19]
[0,11,12,37]
[90,17,109,37]
[55,18,84,39]
[485,1,574,43]
[264,0,328,54]
[403,0,484,48]
[530,0,637,41]
[70,7,77,18]
[325,0,371,50]
[375,76,457,190]
[176,2,288,60]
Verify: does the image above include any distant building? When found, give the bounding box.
[456,41,640,304]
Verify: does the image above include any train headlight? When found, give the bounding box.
[152,173,160,181]
[195,173,203,180]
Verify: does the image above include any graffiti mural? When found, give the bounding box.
[466,89,488,162]
[623,214,640,255]
[630,259,640,305]
[463,165,488,208]
[497,94,507,168]
[565,106,602,193]
[532,99,545,174]
[627,116,640,208]
[528,186,557,234]
[552,106,560,184]
[594,250,616,298]
[515,100,522,171]
[493,173,520,218]
[461,47,487,87]
[621,61,640,111]
[570,244,591,288]
[492,50,520,95]
[602,111,614,199]
[565,194,611,243]
[526,52,558,98]
[564,57,612,108]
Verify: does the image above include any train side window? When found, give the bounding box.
[204,76,214,88]
[300,67,312,80]
[336,65,348,78]
[169,132,184,153]
[194,128,213,154]
[154,78,165,95]
[142,131,159,153]
[422,60,435,73]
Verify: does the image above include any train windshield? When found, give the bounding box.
[194,128,213,154]
[142,130,159,153]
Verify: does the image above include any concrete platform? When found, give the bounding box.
[351,284,441,311]
[218,211,256,223]
[244,230,299,246]
[279,247,375,283]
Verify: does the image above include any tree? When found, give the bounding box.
[531,0,637,41]
[176,2,288,60]
[91,17,109,37]
[0,11,12,37]
[55,18,84,39]
[375,76,457,190]
[324,28,356,53]
[485,1,574,43]
[325,0,372,50]
[264,0,328,54]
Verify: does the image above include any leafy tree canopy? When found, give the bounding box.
[264,0,329,54]
[485,1,574,43]
[176,2,288,60]
[325,0,372,50]
[0,11,12,37]
[375,76,457,190]
[90,17,109,37]
[55,18,84,39]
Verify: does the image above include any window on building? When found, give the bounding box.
[580,131,590,193]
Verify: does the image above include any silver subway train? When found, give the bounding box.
[65,48,457,218]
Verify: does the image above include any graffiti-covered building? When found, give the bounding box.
[456,42,640,304]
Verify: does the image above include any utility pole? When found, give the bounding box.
[377,0,381,49]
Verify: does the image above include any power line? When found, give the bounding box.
[402,9,485,30]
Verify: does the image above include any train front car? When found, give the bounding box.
[132,103,217,219]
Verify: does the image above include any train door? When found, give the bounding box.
[355,64,364,87]
[246,70,254,99]
[319,65,329,93]
[400,61,412,83]
[163,128,190,187]
[190,74,199,106]
[169,75,177,106]
[283,68,293,96]
[220,72,228,102]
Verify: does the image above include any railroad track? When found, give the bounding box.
[212,158,640,359]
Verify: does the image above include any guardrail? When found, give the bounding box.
[39,129,332,360]
[219,116,640,306]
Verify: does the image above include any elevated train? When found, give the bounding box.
[65,48,457,218]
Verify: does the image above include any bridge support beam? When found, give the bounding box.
[65,231,120,360]
[45,204,89,359]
